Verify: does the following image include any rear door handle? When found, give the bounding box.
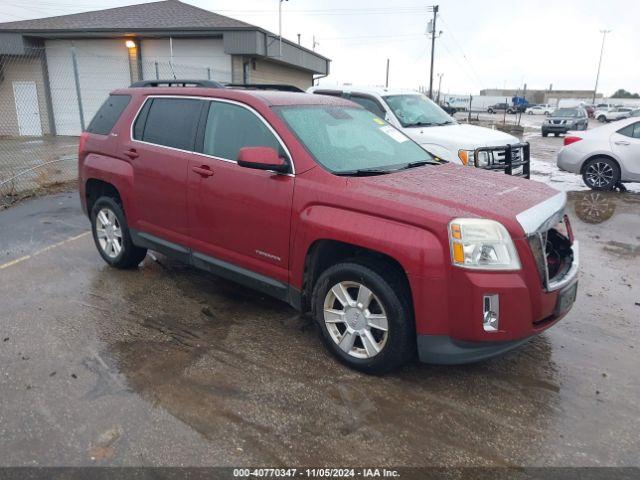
[192,165,214,177]
[615,140,630,146]
[123,148,139,159]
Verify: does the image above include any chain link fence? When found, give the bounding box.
[0,45,232,207]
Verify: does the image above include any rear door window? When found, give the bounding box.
[202,101,282,160]
[136,97,203,151]
[86,94,131,135]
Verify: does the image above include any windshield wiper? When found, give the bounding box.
[404,121,437,127]
[335,168,392,177]
[398,160,441,170]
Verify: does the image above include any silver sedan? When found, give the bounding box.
[557,117,640,190]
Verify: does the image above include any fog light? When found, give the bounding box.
[483,294,499,332]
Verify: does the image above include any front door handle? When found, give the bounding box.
[192,165,214,177]
[123,148,139,159]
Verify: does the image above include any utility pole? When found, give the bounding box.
[312,35,319,52]
[592,29,611,104]
[297,33,301,45]
[385,58,390,88]
[279,0,289,57]
[436,73,443,103]
[428,5,439,99]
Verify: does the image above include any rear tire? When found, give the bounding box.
[91,196,147,269]
[311,262,415,374]
[582,157,621,191]
[597,115,606,123]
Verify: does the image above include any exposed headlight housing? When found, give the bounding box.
[448,218,521,270]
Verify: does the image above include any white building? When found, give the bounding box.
[0,0,330,136]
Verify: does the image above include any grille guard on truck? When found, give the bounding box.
[474,142,530,178]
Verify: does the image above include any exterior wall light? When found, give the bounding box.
[125,40,136,49]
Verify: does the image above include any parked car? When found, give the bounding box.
[525,104,555,115]
[439,101,457,115]
[632,109,640,117]
[79,80,578,373]
[308,86,530,177]
[594,107,632,123]
[487,102,515,114]
[542,108,589,137]
[557,117,640,190]
[583,104,595,118]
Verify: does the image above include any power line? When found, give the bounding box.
[438,15,485,90]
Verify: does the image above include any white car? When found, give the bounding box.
[307,86,529,176]
[557,117,640,190]
[525,104,555,115]
[594,107,633,123]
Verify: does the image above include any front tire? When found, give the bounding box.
[597,115,606,123]
[91,196,147,269]
[312,262,415,374]
[582,157,621,191]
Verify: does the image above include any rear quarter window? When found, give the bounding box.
[86,94,131,135]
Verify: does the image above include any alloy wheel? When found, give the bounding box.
[95,207,123,258]
[585,161,615,188]
[323,281,389,359]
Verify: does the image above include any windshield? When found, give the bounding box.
[383,94,455,127]
[553,108,578,117]
[276,105,438,175]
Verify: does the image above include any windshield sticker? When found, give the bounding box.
[379,125,408,143]
[373,117,385,125]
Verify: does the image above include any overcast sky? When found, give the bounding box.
[1,0,638,95]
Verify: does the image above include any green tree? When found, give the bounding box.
[611,88,640,98]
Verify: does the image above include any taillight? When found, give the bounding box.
[564,136,582,146]
[78,132,89,155]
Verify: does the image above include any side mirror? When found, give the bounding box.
[237,146,289,173]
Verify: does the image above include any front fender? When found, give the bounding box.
[419,143,456,163]
[290,205,449,334]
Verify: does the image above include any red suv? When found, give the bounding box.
[79,80,579,373]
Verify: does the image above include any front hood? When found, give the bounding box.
[404,123,519,149]
[348,163,562,237]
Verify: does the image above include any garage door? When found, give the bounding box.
[45,39,132,136]
[141,38,232,83]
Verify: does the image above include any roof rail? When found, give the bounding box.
[129,79,224,88]
[225,83,304,93]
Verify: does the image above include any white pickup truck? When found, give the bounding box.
[308,86,530,177]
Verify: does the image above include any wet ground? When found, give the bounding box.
[1,129,639,467]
